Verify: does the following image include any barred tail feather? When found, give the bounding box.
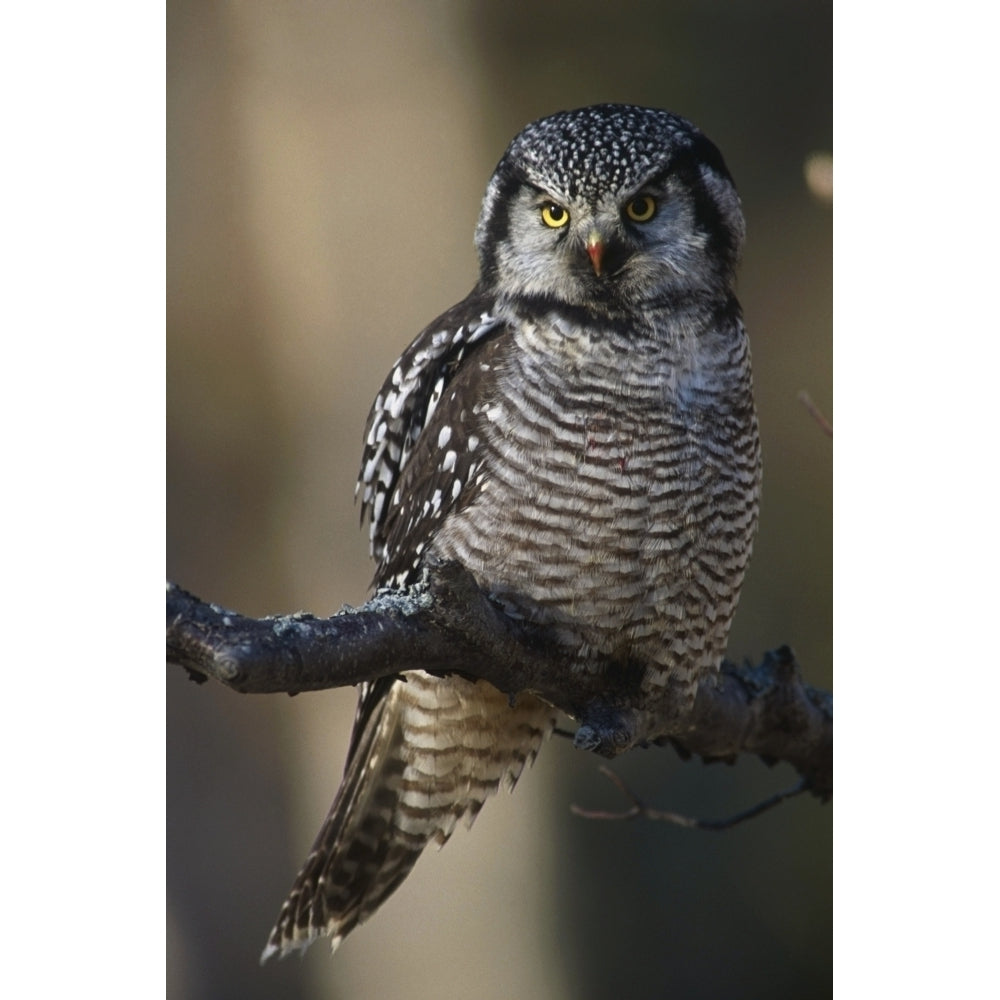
[261,672,555,961]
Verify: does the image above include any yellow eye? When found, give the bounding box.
[540,203,570,228]
[624,195,657,223]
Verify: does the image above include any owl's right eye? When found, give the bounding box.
[540,203,570,228]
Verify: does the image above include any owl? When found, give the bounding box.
[261,104,760,960]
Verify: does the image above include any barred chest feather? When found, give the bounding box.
[430,298,761,697]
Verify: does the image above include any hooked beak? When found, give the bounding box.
[585,231,605,277]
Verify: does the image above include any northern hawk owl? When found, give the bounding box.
[262,104,761,960]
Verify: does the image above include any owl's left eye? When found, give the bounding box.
[624,195,657,223]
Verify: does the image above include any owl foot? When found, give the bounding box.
[573,703,638,758]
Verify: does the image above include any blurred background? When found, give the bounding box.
[167,2,831,998]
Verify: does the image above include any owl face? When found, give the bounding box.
[475,105,745,311]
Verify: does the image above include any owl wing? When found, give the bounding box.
[261,293,551,961]
[349,286,509,762]
[358,286,506,586]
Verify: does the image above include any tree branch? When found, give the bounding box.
[167,558,832,800]
[570,767,809,828]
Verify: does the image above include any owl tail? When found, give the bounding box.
[260,671,555,961]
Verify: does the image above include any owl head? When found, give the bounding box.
[475,104,745,310]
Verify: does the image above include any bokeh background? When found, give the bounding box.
[167,2,831,998]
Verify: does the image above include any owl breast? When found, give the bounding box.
[429,299,761,700]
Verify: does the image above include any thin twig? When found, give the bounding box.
[570,765,808,831]
[797,390,833,438]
